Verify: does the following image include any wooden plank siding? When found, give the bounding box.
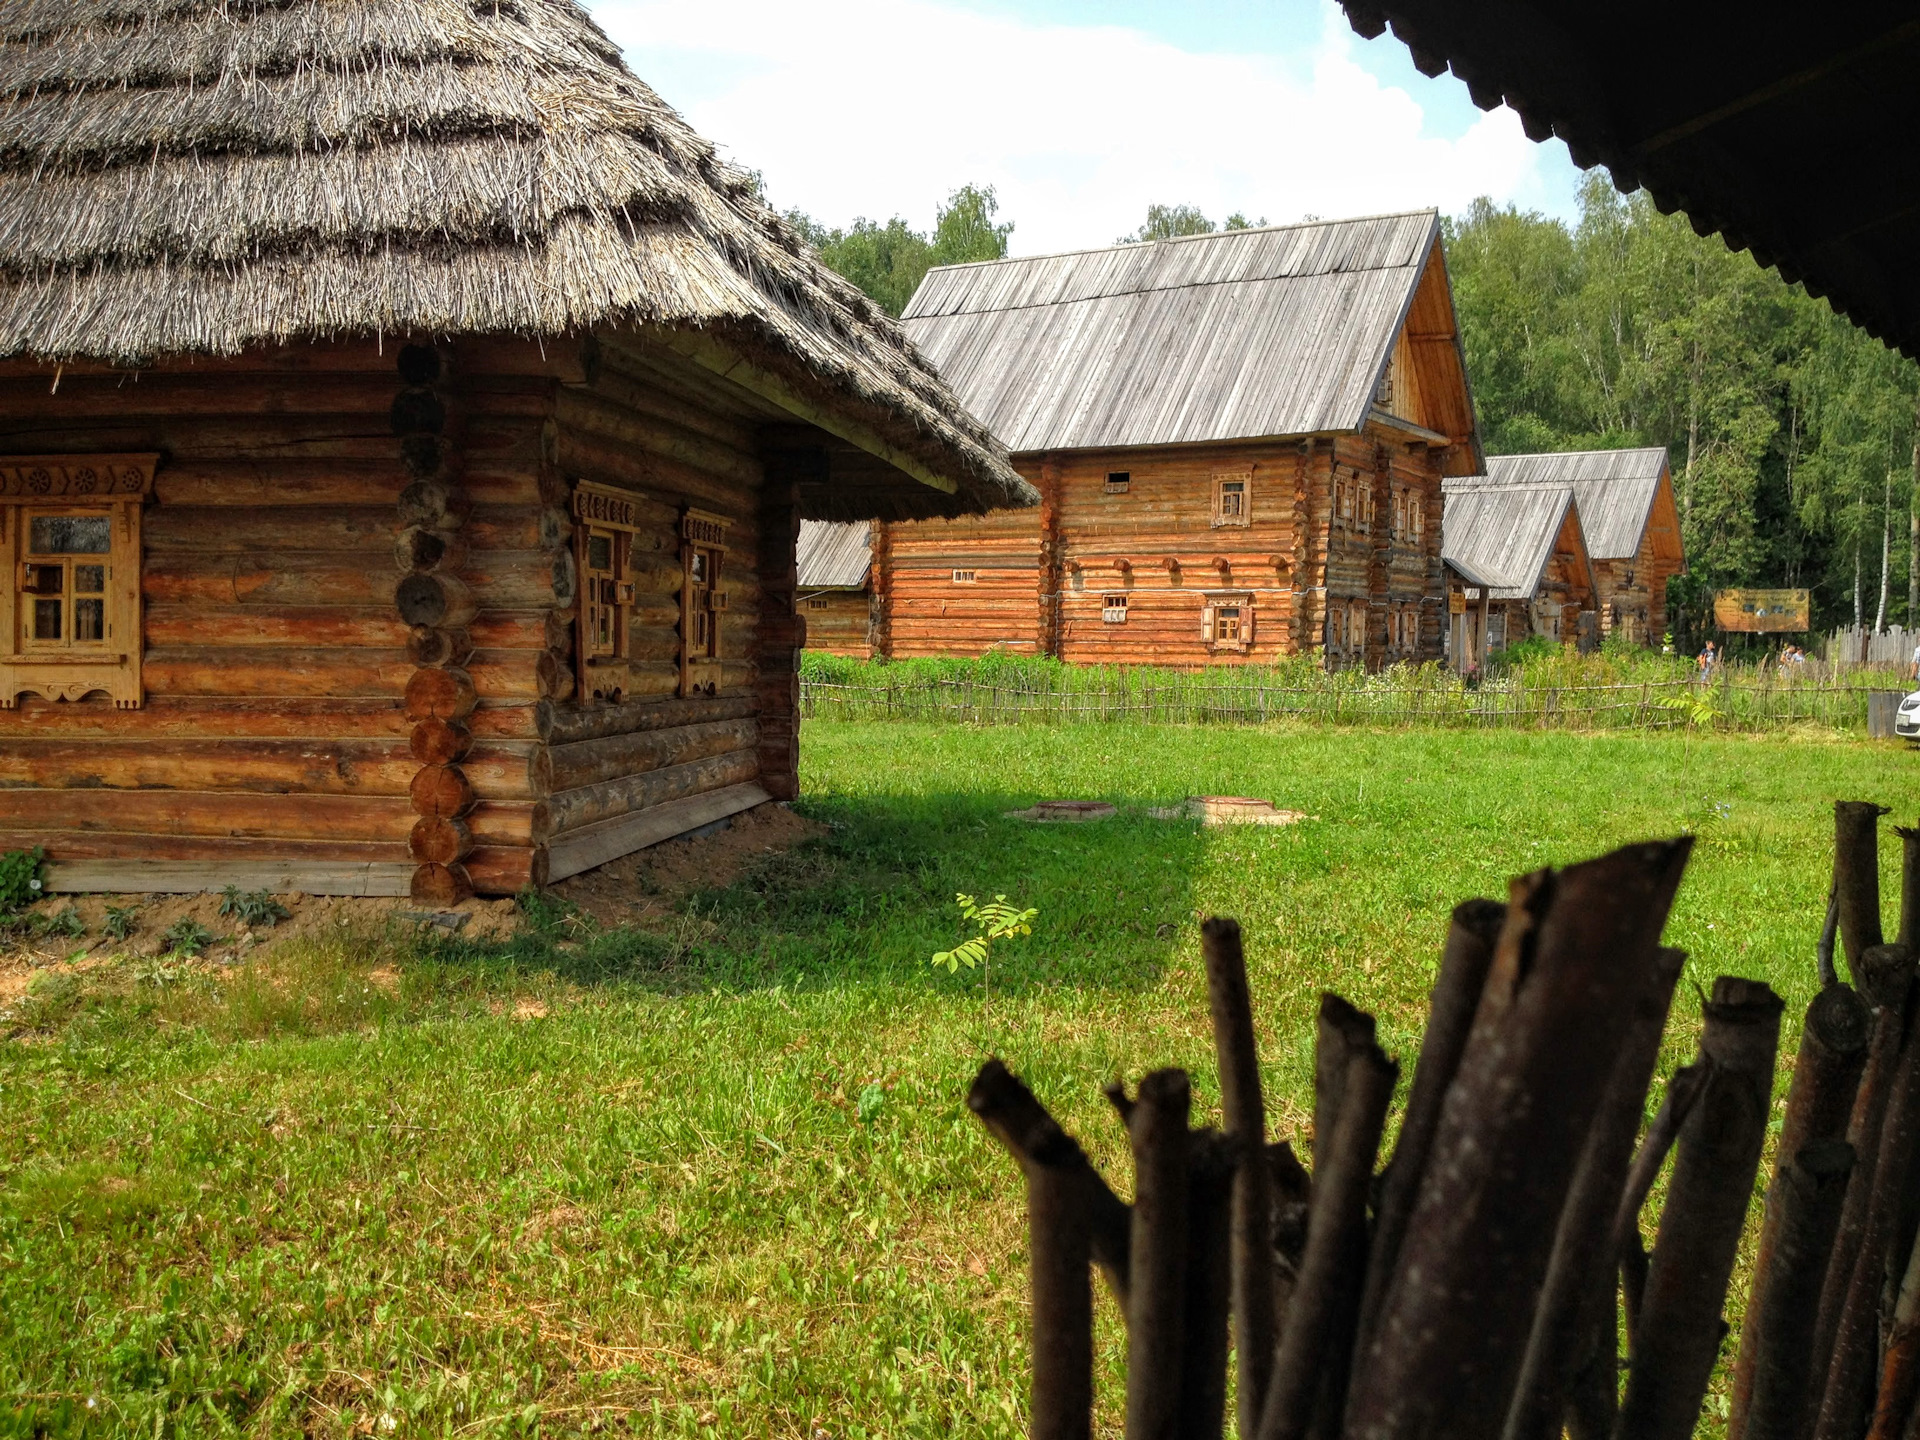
[880,506,1048,658]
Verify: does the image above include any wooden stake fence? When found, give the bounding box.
[969,800,1920,1438]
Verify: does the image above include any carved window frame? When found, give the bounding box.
[679,508,731,698]
[1200,590,1255,653]
[1211,471,1251,528]
[572,481,645,704]
[1,455,155,710]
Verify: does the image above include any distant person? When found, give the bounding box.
[1910,638,1919,681]
[1698,639,1717,678]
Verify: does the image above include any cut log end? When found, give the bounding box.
[409,861,471,908]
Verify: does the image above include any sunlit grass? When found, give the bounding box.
[0,722,1911,1437]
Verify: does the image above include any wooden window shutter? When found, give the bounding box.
[1200,603,1214,641]
[1241,602,1255,648]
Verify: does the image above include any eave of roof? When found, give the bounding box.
[1340,2,1920,360]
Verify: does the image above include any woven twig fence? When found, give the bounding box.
[972,801,1920,1439]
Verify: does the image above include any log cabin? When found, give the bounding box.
[1479,449,1684,644]
[1440,478,1598,667]
[0,0,1028,904]
[873,212,1485,668]
[796,521,875,658]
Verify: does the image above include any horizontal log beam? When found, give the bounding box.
[554,432,756,522]
[538,717,758,794]
[42,857,414,896]
[544,748,761,837]
[536,692,756,746]
[555,388,763,488]
[145,505,397,553]
[0,738,537,796]
[545,782,771,883]
[143,605,411,650]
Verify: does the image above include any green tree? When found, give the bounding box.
[1447,174,1920,639]
[1116,203,1266,244]
[787,185,1012,317]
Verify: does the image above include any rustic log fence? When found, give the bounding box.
[803,666,1903,734]
[971,801,1920,1437]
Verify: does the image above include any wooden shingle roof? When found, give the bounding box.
[1481,448,1671,560]
[900,211,1455,455]
[1340,3,1920,359]
[797,520,872,589]
[1442,481,1580,599]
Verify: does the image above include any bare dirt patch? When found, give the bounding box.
[1,889,525,974]
[555,801,823,928]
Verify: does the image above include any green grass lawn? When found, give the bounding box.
[0,723,1912,1438]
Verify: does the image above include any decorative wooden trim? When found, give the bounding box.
[0,454,157,499]
[680,505,733,699]
[1,466,149,709]
[545,781,772,882]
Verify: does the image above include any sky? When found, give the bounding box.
[585,0,1586,257]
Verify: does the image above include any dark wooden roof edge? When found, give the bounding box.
[1340,2,1920,360]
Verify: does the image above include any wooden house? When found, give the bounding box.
[0,0,1027,904]
[873,212,1484,668]
[1480,449,1684,643]
[797,521,875,658]
[1440,478,1598,666]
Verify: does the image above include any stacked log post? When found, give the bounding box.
[1366,442,1391,671]
[868,521,893,660]
[755,450,815,801]
[535,416,577,714]
[1289,441,1311,656]
[393,344,476,906]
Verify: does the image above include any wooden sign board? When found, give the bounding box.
[1713,588,1809,632]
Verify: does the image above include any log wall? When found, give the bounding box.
[800,590,873,658]
[875,427,1450,669]
[876,505,1047,657]
[0,331,805,896]
[0,341,555,896]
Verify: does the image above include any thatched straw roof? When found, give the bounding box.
[0,0,1031,518]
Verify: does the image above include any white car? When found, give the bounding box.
[1898,691,1920,739]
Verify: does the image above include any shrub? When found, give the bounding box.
[33,906,85,940]
[103,905,139,941]
[0,846,45,914]
[160,917,216,959]
[218,887,289,929]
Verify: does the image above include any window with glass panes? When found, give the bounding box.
[1,453,154,709]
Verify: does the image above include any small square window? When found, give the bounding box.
[1105,472,1131,494]
[1102,594,1128,623]
[952,569,977,584]
[1212,473,1251,528]
[806,597,830,612]
[1214,606,1241,643]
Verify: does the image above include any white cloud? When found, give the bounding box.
[591,0,1565,255]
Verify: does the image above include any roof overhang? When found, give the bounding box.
[1342,2,1920,358]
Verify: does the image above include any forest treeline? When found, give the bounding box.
[790,179,1920,637]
